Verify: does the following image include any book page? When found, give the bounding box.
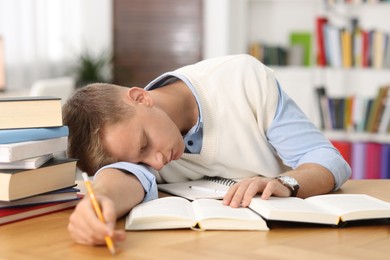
[249,196,339,225]
[125,197,197,230]
[191,199,268,230]
[192,199,262,221]
[305,194,390,221]
[129,197,195,219]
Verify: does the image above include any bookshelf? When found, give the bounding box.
[205,0,390,125]
[204,0,390,179]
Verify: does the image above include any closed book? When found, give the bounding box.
[380,144,390,179]
[341,29,352,68]
[331,140,352,166]
[0,154,53,169]
[0,199,80,225]
[0,157,77,201]
[351,142,366,180]
[0,126,69,144]
[289,32,312,66]
[0,96,62,129]
[316,16,328,66]
[0,136,67,162]
[365,142,382,179]
[0,187,80,208]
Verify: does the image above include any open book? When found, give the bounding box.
[125,196,268,231]
[249,194,390,225]
[157,176,237,200]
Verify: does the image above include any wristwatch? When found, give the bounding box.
[276,176,300,197]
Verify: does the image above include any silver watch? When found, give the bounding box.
[276,176,300,197]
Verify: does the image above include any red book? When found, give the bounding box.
[0,198,80,225]
[362,30,369,67]
[331,140,352,167]
[365,142,382,179]
[316,16,328,66]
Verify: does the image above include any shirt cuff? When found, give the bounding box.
[297,148,352,191]
[95,162,158,202]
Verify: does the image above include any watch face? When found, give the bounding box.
[280,176,298,186]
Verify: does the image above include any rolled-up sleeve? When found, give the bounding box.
[266,84,351,190]
[95,162,158,202]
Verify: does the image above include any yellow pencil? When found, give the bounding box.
[82,172,116,255]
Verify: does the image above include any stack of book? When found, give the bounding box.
[0,96,80,225]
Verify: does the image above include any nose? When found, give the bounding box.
[145,151,166,170]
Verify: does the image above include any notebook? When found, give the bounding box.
[157,176,237,200]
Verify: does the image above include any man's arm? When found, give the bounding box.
[68,168,144,246]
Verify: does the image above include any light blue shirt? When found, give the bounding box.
[96,74,350,202]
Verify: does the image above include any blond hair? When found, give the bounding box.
[62,83,134,175]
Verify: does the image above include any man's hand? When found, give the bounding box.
[68,194,126,246]
[222,176,292,208]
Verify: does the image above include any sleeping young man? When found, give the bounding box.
[63,54,351,246]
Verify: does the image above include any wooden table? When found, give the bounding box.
[1,180,389,260]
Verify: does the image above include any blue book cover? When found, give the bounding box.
[0,126,68,144]
[380,144,390,179]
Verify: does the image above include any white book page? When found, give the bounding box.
[249,197,338,224]
[305,194,390,221]
[192,199,261,221]
[129,197,195,220]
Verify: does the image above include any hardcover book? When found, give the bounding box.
[0,154,53,170]
[126,196,268,231]
[0,126,69,144]
[0,136,67,162]
[0,157,77,201]
[0,199,80,225]
[0,187,80,208]
[248,194,390,225]
[0,96,62,129]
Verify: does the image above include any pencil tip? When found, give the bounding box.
[109,247,116,255]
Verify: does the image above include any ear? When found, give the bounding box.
[125,87,154,106]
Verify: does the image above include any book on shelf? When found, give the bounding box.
[366,86,390,133]
[381,144,390,179]
[351,142,366,180]
[0,199,80,225]
[0,96,63,129]
[0,136,67,162]
[0,157,77,201]
[289,32,312,67]
[0,186,80,208]
[315,16,328,66]
[0,154,53,170]
[331,140,352,166]
[341,28,353,68]
[365,142,382,179]
[157,176,237,200]
[0,126,69,144]
[248,194,390,226]
[125,196,268,231]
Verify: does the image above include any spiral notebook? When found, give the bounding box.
[157,176,237,200]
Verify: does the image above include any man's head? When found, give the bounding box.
[63,83,134,175]
[63,82,185,176]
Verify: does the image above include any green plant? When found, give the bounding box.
[70,50,112,88]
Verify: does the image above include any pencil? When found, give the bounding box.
[82,172,116,255]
